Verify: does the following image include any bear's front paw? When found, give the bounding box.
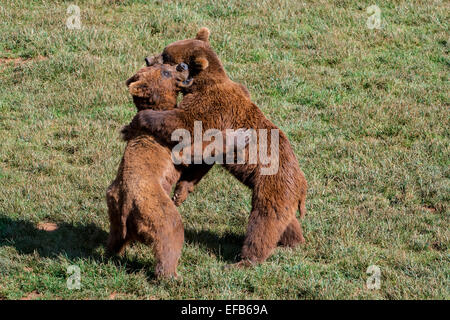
[172,181,195,206]
[172,187,188,206]
[172,192,187,207]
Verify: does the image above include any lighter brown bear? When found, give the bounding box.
[107,62,249,277]
[106,63,192,278]
[131,28,308,267]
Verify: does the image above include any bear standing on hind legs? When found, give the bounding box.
[107,62,251,277]
[106,63,193,278]
[130,28,308,267]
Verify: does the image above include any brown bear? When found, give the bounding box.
[106,63,193,278]
[107,62,250,277]
[130,28,308,267]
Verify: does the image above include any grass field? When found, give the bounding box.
[0,0,448,299]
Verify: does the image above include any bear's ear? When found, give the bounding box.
[194,56,209,70]
[129,81,160,104]
[144,54,163,66]
[191,47,209,71]
[195,27,210,42]
[128,81,148,98]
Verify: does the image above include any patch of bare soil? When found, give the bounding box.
[0,55,47,68]
[36,222,58,232]
[423,206,436,213]
[20,290,42,300]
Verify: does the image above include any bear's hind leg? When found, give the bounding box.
[135,199,184,279]
[240,206,293,265]
[152,205,184,278]
[106,182,130,256]
[278,217,305,248]
[107,233,129,256]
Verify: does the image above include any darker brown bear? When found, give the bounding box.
[131,28,308,266]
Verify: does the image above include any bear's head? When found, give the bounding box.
[145,28,227,92]
[125,62,192,111]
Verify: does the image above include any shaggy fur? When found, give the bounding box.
[131,28,308,266]
[107,63,250,276]
[106,64,191,278]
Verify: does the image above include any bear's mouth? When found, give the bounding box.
[183,77,193,85]
[178,76,193,88]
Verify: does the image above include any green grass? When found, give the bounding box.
[0,0,448,299]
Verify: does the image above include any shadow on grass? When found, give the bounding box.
[0,215,156,279]
[0,215,248,277]
[0,215,108,259]
[184,228,244,263]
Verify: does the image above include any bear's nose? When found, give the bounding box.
[176,62,188,72]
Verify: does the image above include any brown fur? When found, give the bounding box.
[131,28,308,266]
[106,64,190,278]
[107,63,250,276]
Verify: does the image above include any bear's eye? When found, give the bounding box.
[162,70,171,78]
